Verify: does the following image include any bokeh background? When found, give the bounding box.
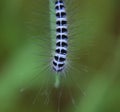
[0,0,120,112]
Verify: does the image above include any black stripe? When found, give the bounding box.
[55,0,63,4]
[61,12,66,17]
[56,12,66,18]
[61,20,67,25]
[58,63,64,67]
[55,6,59,10]
[56,13,60,18]
[56,42,60,46]
[56,35,61,39]
[56,28,67,33]
[56,49,60,53]
[56,20,67,26]
[60,5,64,9]
[56,42,68,47]
[62,35,68,39]
[54,56,59,61]
[56,28,61,32]
[56,35,68,40]
[61,42,68,47]
[59,57,66,62]
[61,49,67,54]
[55,5,64,10]
[53,61,57,66]
[56,21,60,26]
[62,28,67,32]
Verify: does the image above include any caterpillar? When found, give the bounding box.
[23,0,91,96]
[22,0,93,111]
[53,0,68,73]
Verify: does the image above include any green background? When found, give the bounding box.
[0,0,120,112]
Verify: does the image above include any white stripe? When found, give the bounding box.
[55,53,67,57]
[56,46,67,50]
[56,39,67,43]
[56,32,68,36]
[55,3,64,7]
[57,18,67,21]
[57,26,67,29]
[56,9,66,13]
[55,54,66,59]
[53,59,64,65]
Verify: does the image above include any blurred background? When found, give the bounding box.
[0,0,120,112]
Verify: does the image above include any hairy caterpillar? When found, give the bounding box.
[24,0,89,83]
[21,0,94,111]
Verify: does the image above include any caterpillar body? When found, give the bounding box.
[23,0,92,95]
[22,0,92,111]
[23,0,91,91]
[53,0,68,72]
